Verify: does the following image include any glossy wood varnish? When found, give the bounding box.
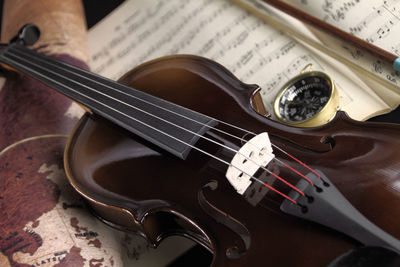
[65,55,400,266]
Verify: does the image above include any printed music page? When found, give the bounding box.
[88,0,390,122]
[277,0,400,98]
[281,0,400,56]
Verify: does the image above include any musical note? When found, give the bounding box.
[283,0,400,54]
[391,44,400,55]
[261,54,319,92]
[366,19,398,43]
[277,0,400,89]
[321,0,360,22]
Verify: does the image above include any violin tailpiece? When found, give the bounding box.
[280,170,400,253]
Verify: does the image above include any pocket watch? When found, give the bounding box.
[273,65,339,127]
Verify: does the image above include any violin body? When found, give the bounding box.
[64,55,400,266]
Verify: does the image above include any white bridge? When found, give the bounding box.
[226,132,275,194]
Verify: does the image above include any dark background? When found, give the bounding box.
[0,0,398,122]
[83,0,125,28]
[0,0,125,33]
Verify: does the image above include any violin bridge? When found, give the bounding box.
[226,132,274,194]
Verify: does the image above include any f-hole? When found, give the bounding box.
[198,180,251,259]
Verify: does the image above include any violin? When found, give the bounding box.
[2,25,400,266]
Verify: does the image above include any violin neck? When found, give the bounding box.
[0,44,217,159]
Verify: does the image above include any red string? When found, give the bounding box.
[269,172,305,196]
[282,162,314,186]
[282,151,321,179]
[263,182,297,204]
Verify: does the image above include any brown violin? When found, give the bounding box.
[2,25,400,266]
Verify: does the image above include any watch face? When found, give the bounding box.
[277,75,332,123]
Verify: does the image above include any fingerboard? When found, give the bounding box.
[0,44,217,159]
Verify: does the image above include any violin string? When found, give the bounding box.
[4,48,306,197]
[0,51,300,204]
[10,51,315,187]
[6,47,315,197]
[9,45,318,184]
[5,47,314,196]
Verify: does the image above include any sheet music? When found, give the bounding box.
[88,0,388,124]
[284,0,400,55]
[280,0,400,89]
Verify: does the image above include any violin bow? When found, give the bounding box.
[260,0,400,72]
